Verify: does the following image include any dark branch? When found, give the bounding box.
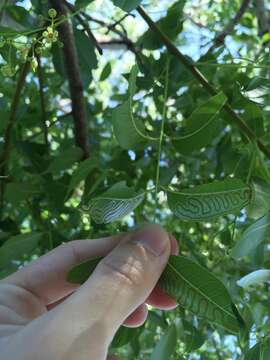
[137,5,270,160]
[49,1,90,159]
[64,1,103,55]
[74,8,137,54]
[213,0,251,46]
[255,0,270,36]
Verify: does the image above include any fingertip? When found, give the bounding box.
[169,234,179,255]
[146,284,178,310]
[123,303,148,328]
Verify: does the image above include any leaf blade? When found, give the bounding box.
[81,181,145,224]
[167,179,251,221]
[231,214,270,259]
[150,324,177,360]
[159,256,244,334]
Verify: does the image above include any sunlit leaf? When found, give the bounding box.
[231,214,270,259]
[112,65,156,150]
[237,269,270,289]
[173,92,227,154]
[248,180,270,219]
[159,256,244,334]
[167,179,251,221]
[81,181,145,224]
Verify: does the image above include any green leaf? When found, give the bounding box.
[112,0,142,12]
[181,320,205,352]
[0,233,42,269]
[111,326,142,348]
[150,324,177,360]
[248,180,270,219]
[138,1,186,50]
[5,182,40,205]
[74,29,98,87]
[47,147,83,174]
[75,0,95,9]
[167,179,251,221]
[100,62,112,81]
[231,214,270,259]
[67,257,102,284]
[159,256,244,334]
[173,92,227,154]
[81,181,145,224]
[237,269,270,289]
[52,43,66,79]
[67,158,96,196]
[245,339,270,360]
[112,65,155,150]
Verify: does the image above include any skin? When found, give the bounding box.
[0,225,178,360]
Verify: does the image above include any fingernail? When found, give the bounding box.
[169,234,179,255]
[131,226,169,256]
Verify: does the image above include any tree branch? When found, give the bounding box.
[255,0,270,36]
[137,5,270,160]
[72,6,137,53]
[49,0,90,159]
[37,55,49,149]
[213,0,251,46]
[64,1,103,55]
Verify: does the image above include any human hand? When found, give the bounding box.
[0,225,178,360]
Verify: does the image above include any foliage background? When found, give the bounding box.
[1,0,270,358]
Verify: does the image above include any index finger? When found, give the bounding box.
[2,234,123,305]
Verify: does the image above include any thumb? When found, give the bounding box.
[61,225,171,338]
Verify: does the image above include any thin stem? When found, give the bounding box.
[36,54,49,149]
[210,0,251,49]
[154,59,170,220]
[64,0,103,55]
[0,60,30,208]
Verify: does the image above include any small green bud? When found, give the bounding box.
[48,8,57,19]
[58,41,64,48]
[31,57,38,72]
[0,39,5,48]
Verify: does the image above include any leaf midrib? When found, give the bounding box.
[167,261,237,321]
[167,187,249,196]
[89,193,145,202]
